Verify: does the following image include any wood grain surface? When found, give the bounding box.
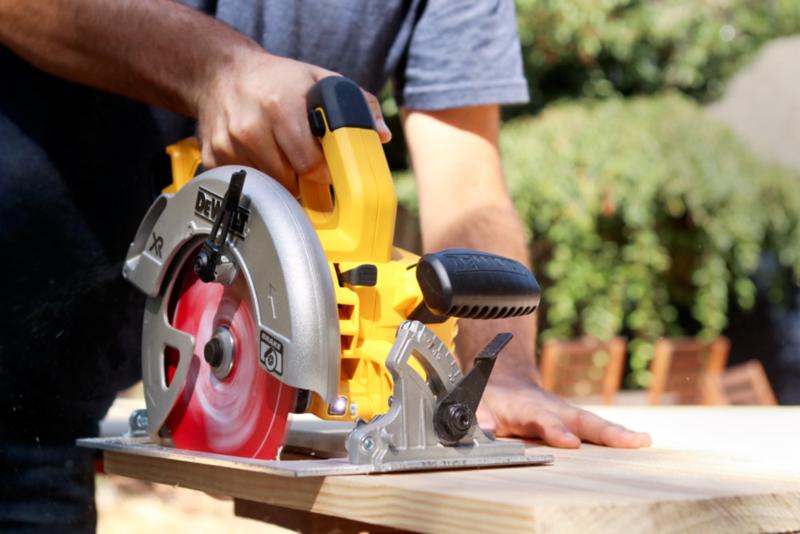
[101,406,800,533]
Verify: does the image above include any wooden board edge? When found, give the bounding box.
[103,451,538,533]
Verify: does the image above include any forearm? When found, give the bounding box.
[402,105,539,384]
[403,107,650,449]
[0,0,259,116]
[423,199,540,384]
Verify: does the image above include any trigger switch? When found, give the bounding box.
[309,109,326,137]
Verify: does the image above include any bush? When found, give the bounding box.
[515,0,800,111]
[395,93,800,386]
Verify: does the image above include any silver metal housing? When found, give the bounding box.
[345,321,534,470]
[123,166,340,438]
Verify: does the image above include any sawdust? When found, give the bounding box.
[96,474,290,534]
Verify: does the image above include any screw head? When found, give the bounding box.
[361,436,375,452]
[129,409,149,432]
[327,396,348,416]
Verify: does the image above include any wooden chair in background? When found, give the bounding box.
[539,337,626,405]
[702,359,778,405]
[647,336,730,405]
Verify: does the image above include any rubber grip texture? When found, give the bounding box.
[416,249,541,320]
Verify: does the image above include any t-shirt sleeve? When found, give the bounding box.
[395,0,529,110]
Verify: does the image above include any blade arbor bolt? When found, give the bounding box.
[204,337,224,367]
[203,326,235,380]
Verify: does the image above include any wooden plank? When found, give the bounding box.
[234,499,397,533]
[100,407,800,534]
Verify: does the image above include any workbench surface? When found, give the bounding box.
[99,406,800,533]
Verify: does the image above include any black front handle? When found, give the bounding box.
[306,76,375,137]
[416,249,541,320]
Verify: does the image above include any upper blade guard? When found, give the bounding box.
[123,166,340,440]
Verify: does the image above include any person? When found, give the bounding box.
[0,0,650,531]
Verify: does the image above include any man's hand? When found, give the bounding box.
[402,104,651,449]
[478,380,651,448]
[0,0,390,193]
[197,52,390,194]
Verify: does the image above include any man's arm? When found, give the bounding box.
[0,0,389,192]
[401,105,651,448]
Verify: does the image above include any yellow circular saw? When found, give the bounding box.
[122,77,543,471]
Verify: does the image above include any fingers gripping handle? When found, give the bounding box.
[300,77,397,263]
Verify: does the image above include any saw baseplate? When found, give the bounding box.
[80,322,553,476]
[78,427,552,478]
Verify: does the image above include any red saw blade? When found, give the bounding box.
[163,256,296,460]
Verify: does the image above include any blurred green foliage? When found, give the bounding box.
[392,1,800,385]
[515,0,800,111]
[396,94,800,386]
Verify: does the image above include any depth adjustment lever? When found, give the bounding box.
[433,332,513,445]
[194,169,247,283]
[345,322,534,468]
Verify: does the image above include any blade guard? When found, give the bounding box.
[124,168,341,438]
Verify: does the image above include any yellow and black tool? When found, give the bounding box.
[88,76,547,474]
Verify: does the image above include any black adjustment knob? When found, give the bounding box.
[194,250,212,278]
[433,333,513,444]
[436,403,473,442]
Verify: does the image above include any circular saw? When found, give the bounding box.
[121,77,544,471]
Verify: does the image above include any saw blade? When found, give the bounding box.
[163,253,296,459]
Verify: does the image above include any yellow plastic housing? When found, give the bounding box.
[161,115,456,423]
[163,138,202,194]
[301,108,456,421]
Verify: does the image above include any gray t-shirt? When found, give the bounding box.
[183,0,529,109]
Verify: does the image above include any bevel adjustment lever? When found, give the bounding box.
[433,332,513,445]
[194,169,247,283]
